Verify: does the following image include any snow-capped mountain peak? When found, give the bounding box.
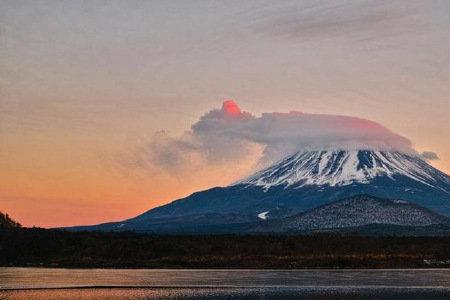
[237,150,450,191]
[67,150,450,234]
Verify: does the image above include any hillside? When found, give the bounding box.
[0,212,21,229]
[250,195,450,233]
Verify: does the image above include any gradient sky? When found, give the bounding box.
[1,0,450,227]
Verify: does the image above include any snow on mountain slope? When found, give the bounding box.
[237,150,450,192]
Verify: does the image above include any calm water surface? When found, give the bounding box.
[1,268,450,299]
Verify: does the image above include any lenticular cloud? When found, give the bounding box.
[139,100,417,173]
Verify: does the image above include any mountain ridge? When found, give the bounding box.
[250,195,450,233]
[65,149,450,234]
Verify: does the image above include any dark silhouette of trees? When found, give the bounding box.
[1,228,450,269]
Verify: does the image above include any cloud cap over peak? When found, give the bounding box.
[192,102,413,155]
[133,100,418,176]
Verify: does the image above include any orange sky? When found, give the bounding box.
[1,1,450,227]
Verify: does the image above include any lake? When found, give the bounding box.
[1,268,450,299]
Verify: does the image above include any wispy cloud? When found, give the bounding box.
[252,1,427,43]
[421,151,439,161]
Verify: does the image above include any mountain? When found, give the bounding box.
[67,150,450,234]
[249,195,449,233]
[0,212,21,229]
[238,150,450,190]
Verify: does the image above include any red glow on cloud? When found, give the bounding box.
[222,100,242,116]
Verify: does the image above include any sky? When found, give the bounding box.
[1,0,450,227]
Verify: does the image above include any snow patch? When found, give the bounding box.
[258,211,269,220]
[393,200,409,204]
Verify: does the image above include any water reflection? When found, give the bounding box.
[2,287,450,300]
[1,268,450,299]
